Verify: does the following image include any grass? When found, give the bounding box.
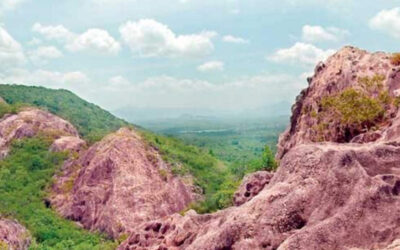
[0,137,118,249]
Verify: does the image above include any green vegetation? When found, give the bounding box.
[141,129,277,212]
[311,75,395,141]
[0,137,117,249]
[391,53,400,66]
[321,88,384,126]
[0,85,126,143]
[138,116,286,165]
[141,131,234,212]
[0,101,26,118]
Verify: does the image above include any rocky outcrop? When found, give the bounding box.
[118,47,400,250]
[277,46,400,160]
[50,136,86,153]
[233,171,274,206]
[0,218,30,250]
[51,127,195,238]
[0,107,79,158]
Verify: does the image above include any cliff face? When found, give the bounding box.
[277,46,400,160]
[0,218,30,250]
[118,47,400,250]
[51,127,195,238]
[0,107,79,158]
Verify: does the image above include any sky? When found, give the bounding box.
[1,0,400,117]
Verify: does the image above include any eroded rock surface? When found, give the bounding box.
[233,171,274,206]
[0,218,30,250]
[0,107,78,158]
[50,136,86,153]
[51,127,194,238]
[118,47,400,250]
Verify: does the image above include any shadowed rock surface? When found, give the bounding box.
[51,127,195,238]
[118,47,400,250]
[0,107,79,158]
[0,218,30,250]
[233,171,274,206]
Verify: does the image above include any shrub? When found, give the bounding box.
[321,88,384,126]
[391,53,400,66]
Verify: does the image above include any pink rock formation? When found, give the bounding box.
[50,136,86,153]
[51,127,195,238]
[233,171,274,206]
[277,46,399,160]
[118,47,400,250]
[0,107,79,158]
[0,218,30,250]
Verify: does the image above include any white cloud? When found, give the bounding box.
[223,35,249,44]
[0,69,90,89]
[197,61,224,72]
[28,46,63,66]
[301,25,349,43]
[0,0,26,12]
[268,42,335,66]
[0,26,26,71]
[370,8,400,39]
[27,37,42,46]
[101,74,303,110]
[32,23,120,54]
[119,19,217,58]
[66,29,121,54]
[32,23,75,43]
[108,75,131,88]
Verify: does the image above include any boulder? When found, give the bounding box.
[0,218,30,250]
[0,107,79,158]
[50,136,86,153]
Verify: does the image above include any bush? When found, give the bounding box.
[321,88,384,126]
[391,53,400,66]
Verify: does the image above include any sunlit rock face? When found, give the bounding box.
[0,107,79,158]
[51,127,195,238]
[0,218,31,250]
[118,47,400,250]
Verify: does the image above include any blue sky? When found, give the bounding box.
[1,0,400,115]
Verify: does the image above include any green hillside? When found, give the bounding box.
[0,85,127,143]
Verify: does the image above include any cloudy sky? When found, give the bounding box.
[1,0,400,115]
